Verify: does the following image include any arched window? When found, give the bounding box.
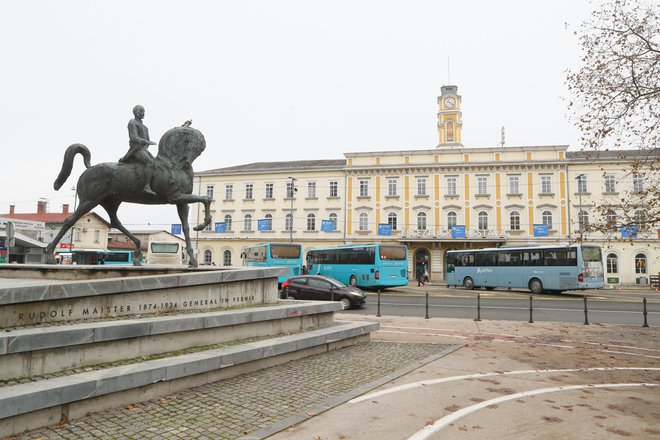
[223,250,232,266]
[203,249,213,265]
[285,213,293,231]
[416,212,427,231]
[329,213,338,231]
[606,210,617,228]
[509,211,520,230]
[447,211,457,229]
[243,214,252,231]
[359,213,369,231]
[578,210,589,231]
[606,253,618,274]
[634,210,646,230]
[224,214,233,231]
[446,121,455,143]
[542,210,553,229]
[478,211,488,230]
[388,212,398,230]
[635,253,647,274]
[263,213,273,231]
[306,213,316,231]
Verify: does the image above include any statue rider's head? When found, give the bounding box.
[132,105,145,120]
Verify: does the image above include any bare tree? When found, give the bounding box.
[566,0,659,237]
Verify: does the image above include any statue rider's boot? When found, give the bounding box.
[143,168,157,196]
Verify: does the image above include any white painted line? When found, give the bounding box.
[406,383,659,440]
[561,339,660,353]
[377,330,469,339]
[350,367,660,403]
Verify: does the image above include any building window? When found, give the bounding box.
[477,176,488,195]
[329,181,338,197]
[446,177,457,196]
[446,120,455,143]
[359,213,369,231]
[223,250,232,266]
[203,250,213,265]
[93,230,100,243]
[73,228,81,242]
[508,176,520,194]
[245,184,253,200]
[329,213,338,230]
[635,253,647,274]
[285,213,293,231]
[359,180,369,197]
[243,214,253,231]
[264,213,273,231]
[205,221,212,231]
[206,185,214,199]
[542,210,553,229]
[606,253,618,274]
[286,181,296,198]
[633,174,644,192]
[388,212,398,230]
[265,183,274,199]
[634,210,646,230]
[388,178,397,196]
[578,210,589,231]
[447,211,457,229]
[509,211,520,230]
[224,214,233,231]
[306,213,316,231]
[478,211,488,230]
[416,212,427,231]
[225,184,234,200]
[606,210,617,228]
[577,175,587,193]
[307,182,316,198]
[416,178,427,196]
[604,175,616,193]
[540,175,552,194]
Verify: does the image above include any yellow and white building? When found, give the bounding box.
[192,86,658,287]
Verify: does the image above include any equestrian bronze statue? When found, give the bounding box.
[45,111,212,267]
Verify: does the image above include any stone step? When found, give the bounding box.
[0,320,378,437]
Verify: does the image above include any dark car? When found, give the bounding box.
[281,275,366,310]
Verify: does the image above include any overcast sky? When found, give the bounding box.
[0,0,594,229]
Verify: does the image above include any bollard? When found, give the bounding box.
[377,288,381,317]
[425,291,430,320]
[583,295,589,325]
[475,293,482,321]
[528,294,534,324]
[642,297,649,328]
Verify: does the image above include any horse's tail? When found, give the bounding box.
[53,144,92,190]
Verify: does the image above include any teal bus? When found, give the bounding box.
[306,244,408,288]
[241,243,303,284]
[446,245,604,294]
[70,250,133,265]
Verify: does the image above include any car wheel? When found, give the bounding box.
[340,298,351,310]
[529,278,543,295]
[463,277,475,290]
[288,292,296,300]
[349,276,357,287]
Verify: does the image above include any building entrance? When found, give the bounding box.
[413,248,430,282]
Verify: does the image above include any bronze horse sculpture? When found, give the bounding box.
[45,126,213,267]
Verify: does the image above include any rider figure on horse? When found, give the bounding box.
[119,105,157,196]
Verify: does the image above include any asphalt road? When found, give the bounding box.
[343,286,660,326]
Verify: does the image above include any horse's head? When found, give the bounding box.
[156,126,206,169]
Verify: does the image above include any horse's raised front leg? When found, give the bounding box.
[45,199,100,264]
[169,194,212,231]
[176,203,197,267]
[101,200,143,266]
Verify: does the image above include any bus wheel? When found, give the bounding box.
[529,278,544,295]
[463,277,475,290]
[340,298,351,310]
[350,276,357,287]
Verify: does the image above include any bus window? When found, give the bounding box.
[544,248,577,266]
[454,252,474,267]
[151,243,179,253]
[498,250,522,266]
[523,250,543,266]
[475,251,496,266]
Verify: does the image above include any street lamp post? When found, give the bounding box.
[288,177,297,244]
[575,174,585,242]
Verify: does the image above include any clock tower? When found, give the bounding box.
[437,85,463,147]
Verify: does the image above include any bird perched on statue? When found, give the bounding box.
[182,120,192,127]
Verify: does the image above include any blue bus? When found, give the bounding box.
[446,245,604,294]
[306,244,408,288]
[241,243,303,284]
[71,250,133,265]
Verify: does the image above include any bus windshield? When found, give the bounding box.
[581,246,602,262]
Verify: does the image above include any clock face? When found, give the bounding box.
[444,97,455,108]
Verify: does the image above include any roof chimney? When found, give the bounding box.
[9,205,15,215]
[63,204,69,214]
[37,200,47,214]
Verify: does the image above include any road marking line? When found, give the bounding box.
[406,383,659,440]
[350,367,660,403]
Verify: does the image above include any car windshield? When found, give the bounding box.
[325,277,347,288]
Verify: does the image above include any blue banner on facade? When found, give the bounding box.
[621,225,638,239]
[533,224,549,237]
[451,225,466,238]
[321,220,334,232]
[257,219,270,231]
[171,224,182,235]
[214,222,227,233]
[378,224,392,236]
